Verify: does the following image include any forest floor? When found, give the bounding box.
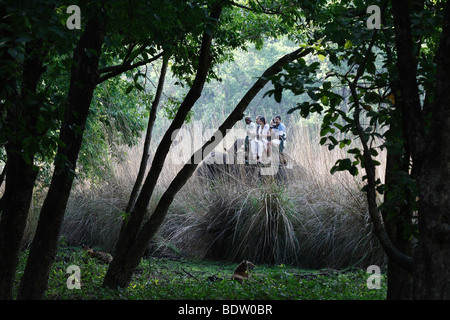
[14,245,386,300]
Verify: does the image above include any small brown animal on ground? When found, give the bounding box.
[82,245,113,264]
[232,260,256,282]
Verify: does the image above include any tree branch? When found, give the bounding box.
[97,51,164,84]
[344,0,414,272]
[123,43,137,63]
[125,54,169,214]
[349,79,414,273]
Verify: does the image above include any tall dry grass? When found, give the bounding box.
[57,117,386,269]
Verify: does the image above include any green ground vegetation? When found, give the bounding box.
[14,244,386,300]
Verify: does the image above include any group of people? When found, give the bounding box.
[244,115,286,163]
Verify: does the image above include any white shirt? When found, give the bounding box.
[246,122,257,140]
[258,124,270,143]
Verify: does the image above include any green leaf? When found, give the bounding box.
[274,88,282,103]
[307,90,319,101]
[125,85,134,94]
[339,139,351,149]
[364,91,380,104]
[331,158,359,176]
[128,49,141,62]
[135,83,144,91]
[328,136,338,145]
[349,166,358,176]
[344,40,353,49]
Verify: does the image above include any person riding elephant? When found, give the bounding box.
[250,116,270,163]
[244,116,257,160]
[271,115,286,153]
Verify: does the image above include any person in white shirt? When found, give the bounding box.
[250,116,270,162]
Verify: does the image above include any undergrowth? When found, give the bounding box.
[14,245,386,300]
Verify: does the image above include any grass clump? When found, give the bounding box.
[169,180,301,265]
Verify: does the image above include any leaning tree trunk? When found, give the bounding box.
[103,42,312,288]
[17,16,105,300]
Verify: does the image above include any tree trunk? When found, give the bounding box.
[0,39,46,300]
[412,0,450,300]
[383,141,414,300]
[0,153,38,299]
[414,166,450,299]
[17,16,105,300]
[103,44,312,288]
[125,54,169,214]
[392,0,450,299]
[390,0,425,165]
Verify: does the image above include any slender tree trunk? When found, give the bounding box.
[103,4,225,289]
[0,39,46,299]
[125,54,169,214]
[345,15,414,273]
[17,16,105,300]
[103,44,311,288]
[380,7,426,298]
[383,138,414,299]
